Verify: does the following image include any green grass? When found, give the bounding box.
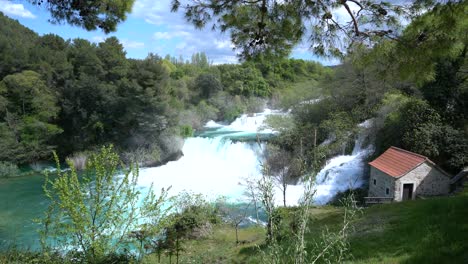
[349,193,468,264]
[142,225,265,264]
[143,192,468,264]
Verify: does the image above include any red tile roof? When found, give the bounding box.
[369,146,428,178]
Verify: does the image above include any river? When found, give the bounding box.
[0,109,372,250]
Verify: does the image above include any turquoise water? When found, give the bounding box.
[0,110,281,251]
[0,174,50,250]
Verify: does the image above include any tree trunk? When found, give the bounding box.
[254,199,260,224]
[283,183,287,207]
[176,236,179,264]
[235,225,239,245]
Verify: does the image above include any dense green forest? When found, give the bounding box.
[0,12,328,169]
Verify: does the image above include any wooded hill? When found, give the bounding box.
[0,12,328,168]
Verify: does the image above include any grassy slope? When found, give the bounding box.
[144,192,468,263]
[350,193,468,264]
[142,226,265,264]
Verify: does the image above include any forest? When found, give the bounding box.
[0,11,329,171]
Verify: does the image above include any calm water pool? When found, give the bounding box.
[0,174,50,250]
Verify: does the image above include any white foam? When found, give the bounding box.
[137,137,263,201]
[220,108,284,133]
[204,120,224,128]
[138,112,373,207]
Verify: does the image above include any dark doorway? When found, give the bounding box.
[402,184,414,200]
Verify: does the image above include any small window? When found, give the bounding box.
[386,188,389,195]
[373,179,376,185]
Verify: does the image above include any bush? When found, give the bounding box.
[179,125,194,138]
[0,161,20,178]
[121,145,161,166]
[41,146,171,262]
[196,101,219,122]
[66,152,89,171]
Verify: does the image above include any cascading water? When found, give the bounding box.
[136,110,285,202]
[312,119,374,204]
[137,136,263,201]
[0,110,374,250]
[136,112,373,207]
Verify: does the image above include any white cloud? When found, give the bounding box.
[214,40,234,49]
[121,39,145,49]
[133,0,238,64]
[153,31,191,40]
[0,0,36,18]
[153,32,172,40]
[91,36,105,43]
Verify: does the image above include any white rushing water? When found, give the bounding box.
[312,120,373,204]
[137,110,372,206]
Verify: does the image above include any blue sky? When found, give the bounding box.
[0,0,339,65]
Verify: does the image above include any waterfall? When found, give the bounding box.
[136,109,285,202]
[137,137,263,201]
[137,110,373,207]
[312,119,374,205]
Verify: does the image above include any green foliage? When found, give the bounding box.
[0,161,20,178]
[179,125,194,138]
[278,6,467,173]
[420,55,468,129]
[271,79,321,109]
[0,248,136,263]
[0,70,62,164]
[320,112,357,154]
[152,193,222,262]
[376,98,467,173]
[194,73,222,99]
[0,13,38,77]
[172,0,442,59]
[41,145,170,263]
[196,100,219,122]
[217,64,270,96]
[0,13,333,165]
[33,0,135,33]
[396,1,468,84]
[190,52,210,68]
[264,115,295,134]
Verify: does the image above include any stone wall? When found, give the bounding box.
[368,167,395,198]
[394,162,450,201]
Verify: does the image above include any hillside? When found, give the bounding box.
[0,11,328,168]
[142,191,468,263]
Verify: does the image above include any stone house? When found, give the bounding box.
[368,146,451,201]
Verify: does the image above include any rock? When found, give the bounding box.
[146,150,184,167]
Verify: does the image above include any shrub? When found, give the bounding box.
[121,145,161,166]
[66,152,89,171]
[0,161,20,178]
[179,125,194,138]
[41,145,171,262]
